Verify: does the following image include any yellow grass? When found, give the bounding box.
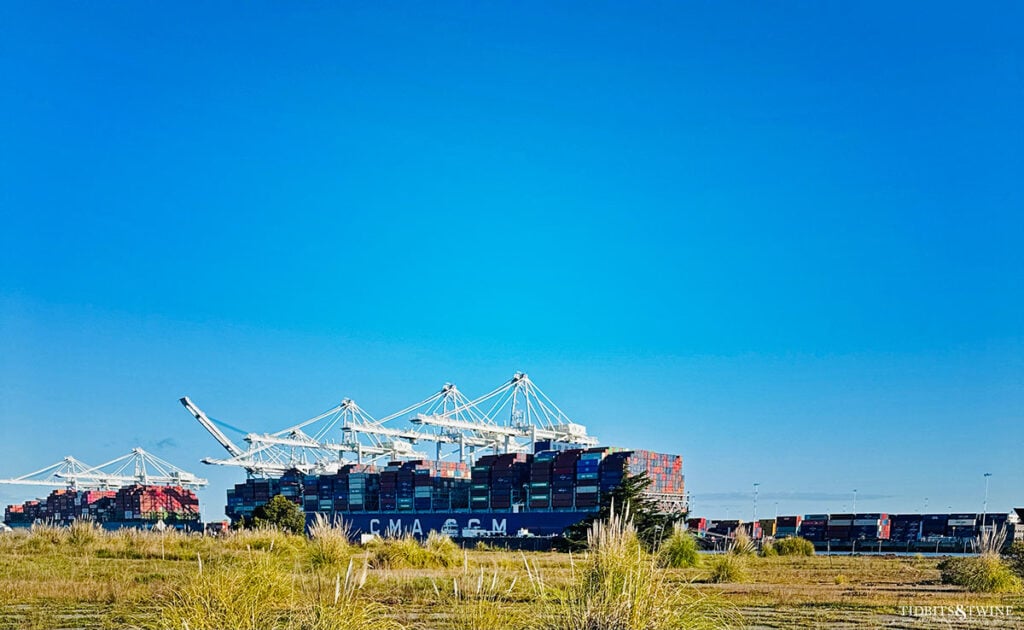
[0,524,1022,629]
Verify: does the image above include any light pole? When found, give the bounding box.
[983,473,993,531]
[853,489,858,515]
[774,501,779,519]
[753,483,760,523]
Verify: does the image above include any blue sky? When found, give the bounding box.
[1,3,1021,520]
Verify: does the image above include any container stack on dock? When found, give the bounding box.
[850,513,890,541]
[776,515,801,538]
[946,514,977,539]
[798,515,828,542]
[921,514,948,538]
[890,514,923,542]
[708,519,742,537]
[686,517,708,535]
[688,511,1020,552]
[827,513,853,540]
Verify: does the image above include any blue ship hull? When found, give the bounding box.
[307,510,593,538]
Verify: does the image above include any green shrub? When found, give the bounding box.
[251,495,306,534]
[657,524,701,568]
[707,554,747,584]
[771,537,815,557]
[938,555,1022,593]
[1003,541,1024,578]
[367,532,460,569]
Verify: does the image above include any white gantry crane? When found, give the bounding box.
[0,456,96,488]
[0,448,208,490]
[182,372,599,476]
[411,373,598,452]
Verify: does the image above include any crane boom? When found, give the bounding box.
[180,396,244,457]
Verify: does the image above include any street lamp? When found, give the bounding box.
[753,483,760,523]
[853,489,858,515]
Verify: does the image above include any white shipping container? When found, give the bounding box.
[949,519,975,526]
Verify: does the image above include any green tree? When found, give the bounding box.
[250,495,306,534]
[558,472,679,551]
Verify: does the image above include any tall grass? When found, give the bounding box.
[222,525,305,556]
[706,555,747,584]
[439,565,525,630]
[539,506,738,629]
[367,532,461,569]
[297,559,404,630]
[308,513,353,569]
[938,555,1021,593]
[657,523,701,568]
[976,523,1009,555]
[728,528,756,556]
[161,550,296,630]
[1003,541,1024,578]
[939,524,1021,594]
[762,537,814,557]
[66,518,102,549]
[28,520,68,546]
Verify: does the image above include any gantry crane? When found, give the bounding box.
[181,373,599,476]
[0,448,208,490]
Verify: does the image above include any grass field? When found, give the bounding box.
[1,523,1022,629]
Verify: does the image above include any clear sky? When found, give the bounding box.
[1,3,1021,521]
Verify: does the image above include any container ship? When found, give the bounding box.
[1,448,207,531]
[224,446,685,538]
[183,374,687,539]
[4,485,201,531]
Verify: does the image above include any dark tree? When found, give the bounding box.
[250,495,306,534]
[557,472,680,551]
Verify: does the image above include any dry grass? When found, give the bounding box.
[367,533,461,570]
[658,524,701,568]
[532,508,739,630]
[1,523,1023,629]
[308,513,354,569]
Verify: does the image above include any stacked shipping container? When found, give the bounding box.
[4,486,197,524]
[776,515,802,538]
[217,447,687,529]
[528,450,556,509]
